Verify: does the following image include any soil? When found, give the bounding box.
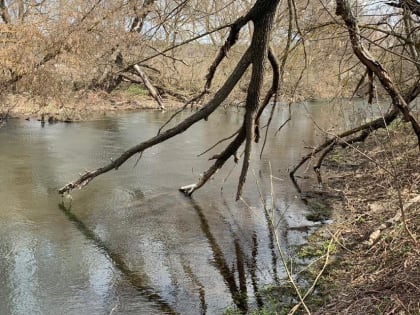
[301,123,420,314]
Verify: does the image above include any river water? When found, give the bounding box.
[0,100,376,314]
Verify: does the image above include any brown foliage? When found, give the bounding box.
[312,126,420,314]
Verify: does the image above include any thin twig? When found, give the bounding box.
[289,236,334,314]
[198,129,240,157]
[157,91,207,135]
[243,163,312,314]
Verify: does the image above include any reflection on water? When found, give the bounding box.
[0,100,375,314]
[58,203,177,314]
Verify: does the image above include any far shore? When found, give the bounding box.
[1,92,186,123]
[1,91,371,123]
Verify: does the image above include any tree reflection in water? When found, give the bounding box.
[58,202,177,315]
[59,196,286,314]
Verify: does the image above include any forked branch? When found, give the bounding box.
[60,0,281,196]
[59,49,252,194]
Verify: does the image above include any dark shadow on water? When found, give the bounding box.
[189,199,274,314]
[249,231,264,308]
[58,196,283,314]
[189,199,246,312]
[58,202,178,315]
[220,197,265,309]
[263,208,282,286]
[181,262,207,315]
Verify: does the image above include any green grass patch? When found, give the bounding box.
[306,200,332,222]
[125,84,148,96]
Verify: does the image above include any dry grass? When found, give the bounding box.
[308,123,420,314]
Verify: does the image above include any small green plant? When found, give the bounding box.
[298,239,336,259]
[125,84,148,96]
[329,151,344,163]
[306,200,332,222]
[298,243,324,259]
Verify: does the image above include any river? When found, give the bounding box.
[0,100,376,314]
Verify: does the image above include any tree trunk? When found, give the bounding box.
[133,64,165,110]
[59,0,281,197]
[0,0,11,24]
[236,0,279,199]
[129,0,165,110]
[336,0,420,149]
[130,0,156,33]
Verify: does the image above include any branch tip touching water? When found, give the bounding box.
[179,184,197,196]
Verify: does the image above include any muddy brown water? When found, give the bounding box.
[0,100,375,314]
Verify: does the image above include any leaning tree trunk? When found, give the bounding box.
[59,0,281,197]
[289,1,420,191]
[236,0,278,200]
[128,0,166,110]
[133,65,165,110]
[336,0,420,148]
[89,0,166,110]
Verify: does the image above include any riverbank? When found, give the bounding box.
[0,91,185,122]
[302,123,419,314]
[234,122,420,314]
[0,89,349,123]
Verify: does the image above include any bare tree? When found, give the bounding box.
[59,0,281,198]
[289,0,420,188]
[1,0,417,199]
[336,0,420,146]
